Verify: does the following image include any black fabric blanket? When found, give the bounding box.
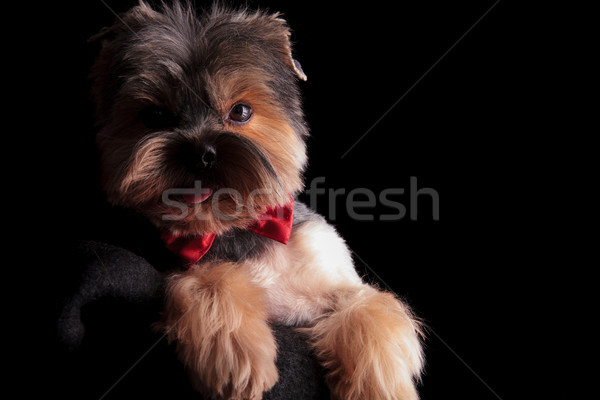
[55,240,329,399]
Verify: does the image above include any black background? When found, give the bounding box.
[20,0,566,399]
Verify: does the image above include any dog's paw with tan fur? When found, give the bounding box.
[304,287,424,400]
[160,264,278,399]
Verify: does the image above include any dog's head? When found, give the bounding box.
[90,1,308,236]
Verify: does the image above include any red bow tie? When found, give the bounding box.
[161,201,294,267]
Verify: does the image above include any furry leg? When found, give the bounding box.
[303,286,424,400]
[160,263,278,400]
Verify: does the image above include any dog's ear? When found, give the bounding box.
[264,13,307,81]
[290,56,307,82]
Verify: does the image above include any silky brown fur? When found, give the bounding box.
[91,2,423,399]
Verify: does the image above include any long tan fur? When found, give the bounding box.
[161,264,278,399]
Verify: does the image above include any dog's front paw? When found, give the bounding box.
[161,265,278,400]
[305,287,424,400]
[189,318,279,400]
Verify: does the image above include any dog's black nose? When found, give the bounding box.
[182,143,217,174]
[199,144,217,170]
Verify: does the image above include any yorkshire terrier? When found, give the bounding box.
[90,1,423,399]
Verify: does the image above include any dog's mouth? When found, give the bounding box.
[175,187,214,205]
[183,188,213,204]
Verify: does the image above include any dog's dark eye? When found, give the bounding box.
[228,103,253,123]
[139,105,178,130]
